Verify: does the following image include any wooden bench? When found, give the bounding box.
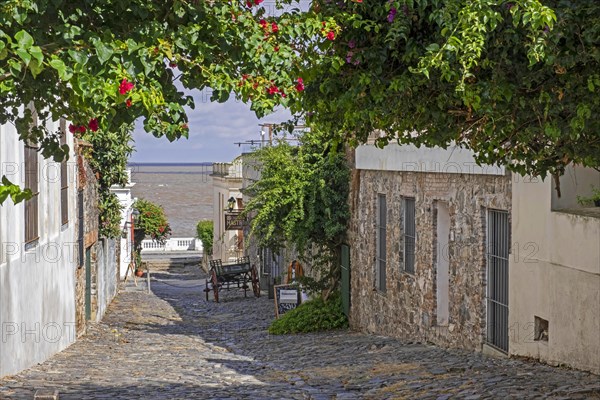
[204,257,260,302]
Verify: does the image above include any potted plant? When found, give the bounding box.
[577,186,600,207]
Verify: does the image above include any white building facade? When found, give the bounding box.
[509,165,600,374]
[211,159,244,262]
[110,169,135,279]
[0,117,78,377]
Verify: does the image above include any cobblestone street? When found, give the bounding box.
[1,264,598,400]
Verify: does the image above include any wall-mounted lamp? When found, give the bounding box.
[227,196,236,213]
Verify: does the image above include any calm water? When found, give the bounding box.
[128,163,213,237]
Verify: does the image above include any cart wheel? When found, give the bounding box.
[251,265,260,298]
[211,269,220,303]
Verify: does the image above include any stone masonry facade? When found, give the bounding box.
[348,169,511,351]
[74,141,100,337]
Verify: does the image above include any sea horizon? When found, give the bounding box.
[128,161,213,166]
[129,163,213,237]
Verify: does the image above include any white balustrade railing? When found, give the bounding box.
[140,237,203,253]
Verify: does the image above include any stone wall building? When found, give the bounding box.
[74,141,119,337]
[349,143,511,353]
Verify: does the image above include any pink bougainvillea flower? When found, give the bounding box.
[254,0,263,4]
[88,118,99,132]
[267,85,279,95]
[78,125,86,133]
[169,61,177,68]
[274,46,280,52]
[126,99,132,108]
[246,0,252,7]
[271,22,279,33]
[259,19,268,29]
[68,124,77,134]
[326,31,335,41]
[119,78,134,95]
[295,77,305,92]
[387,7,397,23]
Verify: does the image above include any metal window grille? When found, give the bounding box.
[486,209,509,352]
[404,198,416,273]
[260,247,282,280]
[60,119,69,225]
[376,194,387,292]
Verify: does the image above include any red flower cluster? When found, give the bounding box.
[267,84,279,95]
[119,78,134,95]
[69,118,99,134]
[68,124,86,134]
[126,99,132,108]
[296,77,305,92]
[88,118,99,132]
[259,19,279,37]
[326,31,335,40]
[246,0,263,7]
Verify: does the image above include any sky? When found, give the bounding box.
[129,88,293,163]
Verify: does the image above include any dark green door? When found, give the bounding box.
[340,244,350,317]
[85,247,91,320]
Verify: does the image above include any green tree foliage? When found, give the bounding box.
[298,0,599,180]
[196,220,213,256]
[244,129,350,297]
[2,0,598,232]
[0,0,326,228]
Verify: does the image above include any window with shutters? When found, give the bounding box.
[403,197,416,274]
[376,193,387,292]
[24,113,39,245]
[60,119,69,226]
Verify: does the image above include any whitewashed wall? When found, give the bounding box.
[510,169,600,374]
[0,117,78,377]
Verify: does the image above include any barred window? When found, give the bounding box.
[376,193,387,292]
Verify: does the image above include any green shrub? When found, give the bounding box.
[268,292,348,334]
[196,220,213,256]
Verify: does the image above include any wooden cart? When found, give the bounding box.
[204,256,260,302]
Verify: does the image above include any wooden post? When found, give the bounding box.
[146,263,151,294]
